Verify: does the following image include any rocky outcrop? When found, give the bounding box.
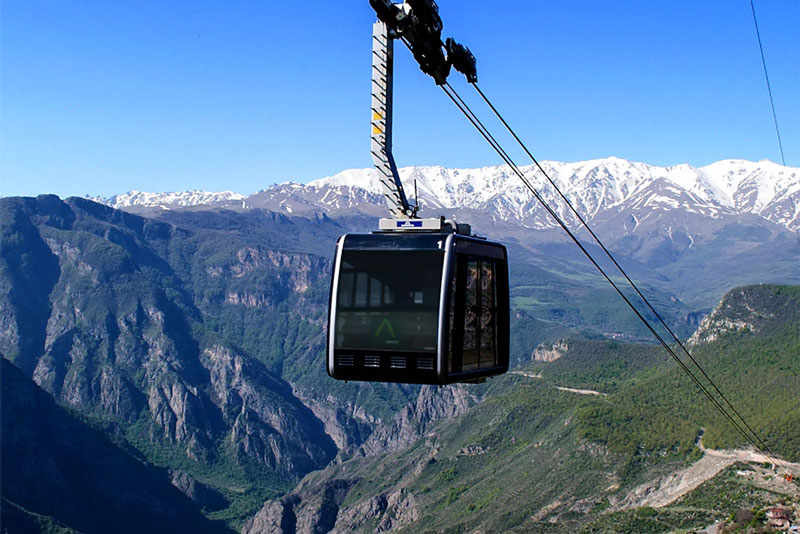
[688,285,799,345]
[532,340,569,362]
[204,345,336,480]
[229,247,323,293]
[360,385,477,456]
[242,479,356,534]
[169,470,229,511]
[291,386,379,453]
[242,479,424,534]
[332,489,420,534]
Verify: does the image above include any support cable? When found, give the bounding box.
[391,8,792,477]
[470,82,784,467]
[440,82,762,454]
[440,79,792,475]
[749,0,786,166]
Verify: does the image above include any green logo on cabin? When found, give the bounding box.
[374,318,396,339]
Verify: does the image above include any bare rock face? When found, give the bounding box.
[360,385,477,457]
[242,481,421,534]
[532,340,569,362]
[688,295,758,346]
[203,344,337,480]
[229,247,324,294]
[169,470,229,511]
[241,500,288,534]
[331,489,420,534]
[291,386,378,453]
[332,489,422,534]
[242,384,475,534]
[330,494,387,533]
[242,480,356,534]
[0,196,337,487]
[687,285,796,346]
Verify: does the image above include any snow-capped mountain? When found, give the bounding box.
[299,158,800,231]
[83,157,799,319]
[89,158,800,231]
[88,190,245,211]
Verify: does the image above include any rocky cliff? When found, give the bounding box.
[0,357,233,534]
[242,385,478,534]
[0,196,347,521]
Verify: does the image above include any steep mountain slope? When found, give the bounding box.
[4,194,497,526]
[0,196,351,524]
[577,284,800,459]
[242,285,799,533]
[90,158,800,317]
[1,357,232,534]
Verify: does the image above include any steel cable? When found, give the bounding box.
[749,0,786,166]
[470,81,787,470]
[438,79,792,475]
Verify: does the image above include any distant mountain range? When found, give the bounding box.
[87,157,800,321]
[89,158,800,231]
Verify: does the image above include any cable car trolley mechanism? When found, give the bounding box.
[327,0,510,385]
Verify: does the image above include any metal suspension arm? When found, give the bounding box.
[371,20,414,218]
[368,1,477,220]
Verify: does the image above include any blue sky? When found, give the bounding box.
[2,1,798,198]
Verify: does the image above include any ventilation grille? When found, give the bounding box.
[337,354,354,367]
[390,356,407,369]
[364,355,381,368]
[417,356,435,370]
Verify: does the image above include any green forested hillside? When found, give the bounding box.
[246,285,799,534]
[577,285,800,461]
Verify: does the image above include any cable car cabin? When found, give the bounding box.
[327,232,509,385]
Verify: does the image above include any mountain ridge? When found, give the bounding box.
[1,356,234,534]
[86,157,800,231]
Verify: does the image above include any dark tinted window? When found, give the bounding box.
[449,254,499,372]
[334,250,444,353]
[478,258,498,369]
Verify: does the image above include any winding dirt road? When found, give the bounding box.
[616,439,800,509]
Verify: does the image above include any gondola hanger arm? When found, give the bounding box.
[368,0,477,224]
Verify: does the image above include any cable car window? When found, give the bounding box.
[448,272,458,374]
[355,272,369,307]
[334,249,444,353]
[479,258,497,369]
[463,257,480,371]
[383,285,393,305]
[447,254,500,374]
[338,272,354,308]
[370,278,383,307]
